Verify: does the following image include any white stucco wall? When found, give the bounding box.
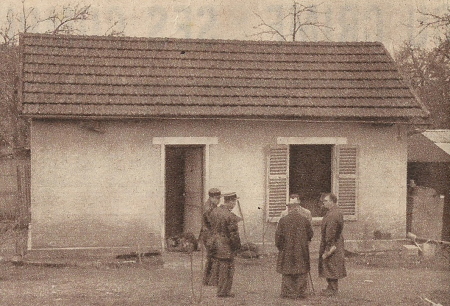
[30,119,407,250]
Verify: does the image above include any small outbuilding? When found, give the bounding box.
[408,130,450,241]
[19,33,429,254]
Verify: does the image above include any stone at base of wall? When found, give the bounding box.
[22,247,163,267]
[401,244,420,257]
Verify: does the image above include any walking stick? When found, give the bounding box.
[188,244,203,304]
[237,199,257,260]
[189,251,195,302]
[236,200,249,244]
[308,271,315,295]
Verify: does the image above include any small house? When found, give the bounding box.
[19,33,429,254]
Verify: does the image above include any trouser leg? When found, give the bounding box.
[203,254,212,285]
[297,273,308,296]
[281,274,293,298]
[282,273,308,298]
[217,259,234,297]
[281,274,298,298]
[208,257,218,286]
[326,278,339,292]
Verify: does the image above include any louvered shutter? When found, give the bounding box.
[335,145,358,218]
[266,145,289,221]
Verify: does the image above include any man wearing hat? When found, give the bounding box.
[280,194,312,223]
[199,188,221,286]
[275,195,314,299]
[208,192,242,298]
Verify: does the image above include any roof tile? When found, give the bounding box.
[19,33,429,122]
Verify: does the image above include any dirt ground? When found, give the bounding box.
[0,247,449,306]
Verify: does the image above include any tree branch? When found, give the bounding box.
[104,20,127,37]
[0,9,19,45]
[252,12,288,41]
[251,1,332,42]
[417,8,450,35]
[42,4,92,35]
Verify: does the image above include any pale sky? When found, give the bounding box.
[1,0,448,54]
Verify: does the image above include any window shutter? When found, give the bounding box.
[335,145,358,218]
[266,145,289,221]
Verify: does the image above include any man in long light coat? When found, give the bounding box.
[275,197,314,299]
[318,193,347,296]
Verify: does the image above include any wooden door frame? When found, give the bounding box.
[153,137,218,250]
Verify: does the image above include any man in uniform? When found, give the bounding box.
[318,193,347,296]
[208,192,241,298]
[275,196,314,299]
[198,188,221,286]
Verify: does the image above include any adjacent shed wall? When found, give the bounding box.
[30,119,407,250]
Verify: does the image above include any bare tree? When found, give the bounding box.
[1,0,42,46]
[0,9,17,46]
[0,1,127,46]
[252,1,333,41]
[417,8,450,64]
[417,8,450,35]
[395,8,450,128]
[17,0,42,34]
[43,4,92,35]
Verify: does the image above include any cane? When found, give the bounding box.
[237,199,257,260]
[236,200,249,244]
[308,271,315,295]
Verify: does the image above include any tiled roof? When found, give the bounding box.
[19,33,429,122]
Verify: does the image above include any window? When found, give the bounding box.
[289,145,332,217]
[266,138,358,221]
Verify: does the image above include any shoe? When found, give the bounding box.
[280,294,306,300]
[320,289,337,296]
[217,293,235,298]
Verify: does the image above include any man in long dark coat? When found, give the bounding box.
[275,196,314,299]
[198,188,221,286]
[208,192,241,298]
[318,193,347,296]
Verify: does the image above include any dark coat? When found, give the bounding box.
[208,206,241,259]
[199,198,216,245]
[275,209,314,275]
[318,206,347,279]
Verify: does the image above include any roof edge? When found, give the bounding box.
[20,32,385,47]
[22,113,424,125]
[379,43,431,119]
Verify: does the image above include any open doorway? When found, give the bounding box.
[165,145,204,240]
[289,145,333,217]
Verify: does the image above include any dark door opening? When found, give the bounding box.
[165,145,204,240]
[407,162,450,241]
[289,145,332,217]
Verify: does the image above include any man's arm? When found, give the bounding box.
[228,218,241,252]
[322,217,340,259]
[306,219,314,242]
[275,219,284,250]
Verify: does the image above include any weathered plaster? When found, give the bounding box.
[30,119,408,250]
